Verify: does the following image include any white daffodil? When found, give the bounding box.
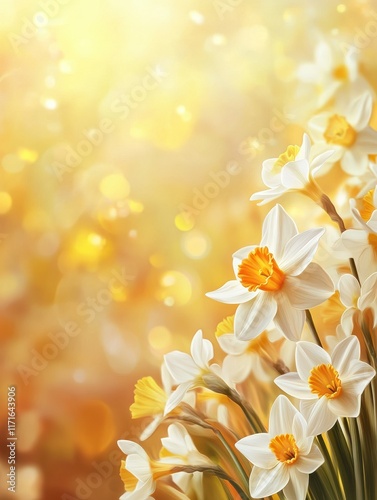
[250,133,334,205]
[118,440,164,500]
[309,92,377,176]
[164,330,228,414]
[339,187,377,280]
[331,272,377,333]
[160,423,213,499]
[297,40,371,109]
[118,424,212,500]
[351,186,377,233]
[236,395,324,500]
[275,336,376,436]
[215,315,286,383]
[206,205,334,342]
[130,363,175,441]
[337,273,360,331]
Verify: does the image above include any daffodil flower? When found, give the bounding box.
[309,92,377,175]
[118,423,212,500]
[117,440,164,500]
[130,363,175,440]
[250,133,334,205]
[275,336,376,436]
[235,395,324,499]
[206,205,334,341]
[164,330,229,414]
[340,188,377,280]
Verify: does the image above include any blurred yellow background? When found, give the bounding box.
[0,0,377,498]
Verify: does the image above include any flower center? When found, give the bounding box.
[130,376,167,419]
[360,189,375,222]
[273,145,300,173]
[324,115,357,147]
[238,247,285,292]
[332,64,348,81]
[269,434,299,465]
[308,364,342,399]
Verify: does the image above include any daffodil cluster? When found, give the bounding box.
[118,40,377,500]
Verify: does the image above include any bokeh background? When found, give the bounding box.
[1,0,377,498]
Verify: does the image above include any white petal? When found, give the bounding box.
[261,158,282,188]
[341,228,368,250]
[297,133,311,161]
[338,274,360,307]
[249,463,289,499]
[118,441,149,460]
[206,280,254,304]
[296,342,331,381]
[356,127,377,153]
[328,391,361,418]
[260,204,298,259]
[164,352,200,384]
[191,330,213,369]
[280,228,325,276]
[281,160,310,189]
[164,381,194,415]
[235,433,277,469]
[347,92,372,130]
[293,413,313,455]
[161,423,194,456]
[308,113,331,142]
[341,362,376,395]
[284,263,334,309]
[301,397,338,436]
[341,149,368,176]
[250,187,286,205]
[269,395,298,436]
[161,363,173,395]
[284,469,309,500]
[296,444,324,474]
[234,293,277,341]
[273,293,305,341]
[122,477,155,500]
[331,336,360,375]
[217,333,246,355]
[310,149,336,175]
[359,272,377,310]
[274,373,316,400]
[126,454,152,482]
[222,353,252,383]
[367,211,377,232]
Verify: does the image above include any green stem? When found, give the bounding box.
[349,418,364,500]
[214,428,250,493]
[318,193,360,284]
[171,465,250,500]
[306,309,322,347]
[327,421,355,500]
[316,434,344,500]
